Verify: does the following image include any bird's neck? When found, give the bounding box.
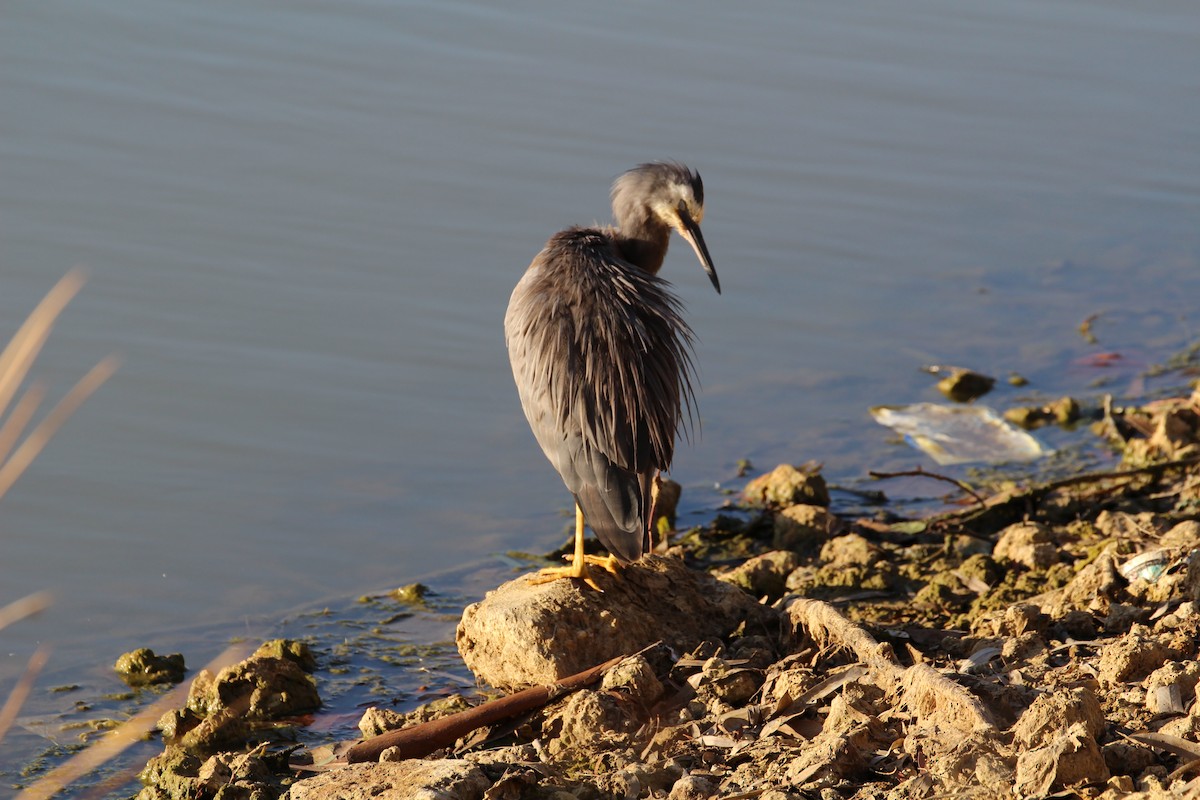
[613,217,671,276]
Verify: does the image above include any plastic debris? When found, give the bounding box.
[871,403,1050,465]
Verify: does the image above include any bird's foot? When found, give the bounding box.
[530,554,621,592]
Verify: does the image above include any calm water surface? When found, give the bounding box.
[1,0,1198,777]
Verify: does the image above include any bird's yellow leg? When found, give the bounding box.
[531,504,620,591]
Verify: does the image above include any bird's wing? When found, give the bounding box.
[504,228,696,561]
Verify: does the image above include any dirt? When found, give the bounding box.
[45,386,1200,799]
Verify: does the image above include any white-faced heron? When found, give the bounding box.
[504,162,719,589]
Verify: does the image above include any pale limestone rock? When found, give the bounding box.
[456,555,774,691]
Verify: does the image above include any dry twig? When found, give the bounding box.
[868,466,986,508]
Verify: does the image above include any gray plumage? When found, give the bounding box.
[505,162,719,564]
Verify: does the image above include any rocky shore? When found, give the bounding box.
[56,387,1200,799]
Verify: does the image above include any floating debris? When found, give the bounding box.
[871,402,1050,465]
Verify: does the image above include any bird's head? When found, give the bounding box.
[613,162,720,294]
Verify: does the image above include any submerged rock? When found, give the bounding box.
[456,555,776,691]
[135,640,319,798]
[1004,397,1081,430]
[187,643,320,722]
[114,648,186,687]
[934,368,995,403]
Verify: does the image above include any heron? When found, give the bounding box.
[504,162,720,590]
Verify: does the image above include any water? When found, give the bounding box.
[1,0,1198,781]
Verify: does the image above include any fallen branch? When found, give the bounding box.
[878,454,1200,534]
[344,652,628,764]
[868,466,986,509]
[784,596,996,737]
[785,597,898,670]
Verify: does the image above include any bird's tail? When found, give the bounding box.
[574,471,653,563]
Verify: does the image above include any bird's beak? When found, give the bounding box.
[677,205,720,294]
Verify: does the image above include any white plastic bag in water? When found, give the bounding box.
[871,403,1050,466]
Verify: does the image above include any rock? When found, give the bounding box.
[601,654,664,704]
[252,639,317,672]
[1049,396,1082,426]
[543,690,636,758]
[716,550,799,601]
[359,694,473,738]
[1054,609,1099,640]
[151,639,321,759]
[1014,722,1109,796]
[1143,661,1200,714]
[389,583,430,605]
[1011,687,1105,749]
[669,774,717,799]
[172,708,252,755]
[742,464,829,508]
[1096,626,1176,685]
[1038,550,1121,617]
[1161,520,1200,549]
[195,751,271,786]
[137,748,202,799]
[994,522,1060,569]
[691,656,764,706]
[187,650,319,720]
[773,504,839,551]
[935,369,995,403]
[820,533,882,570]
[358,707,406,739]
[114,648,186,687]
[1005,397,1080,430]
[285,760,490,800]
[456,555,776,691]
[1181,549,1200,604]
[1094,510,1162,541]
[1148,404,1200,459]
[138,733,293,798]
[1101,740,1158,776]
[999,603,1051,637]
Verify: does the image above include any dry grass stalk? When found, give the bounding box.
[0,591,53,633]
[0,268,120,502]
[1,270,119,773]
[0,645,51,744]
[0,355,120,501]
[0,269,86,418]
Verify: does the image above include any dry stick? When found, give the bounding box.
[867,466,986,509]
[345,653,628,764]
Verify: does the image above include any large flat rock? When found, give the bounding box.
[456,554,774,691]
